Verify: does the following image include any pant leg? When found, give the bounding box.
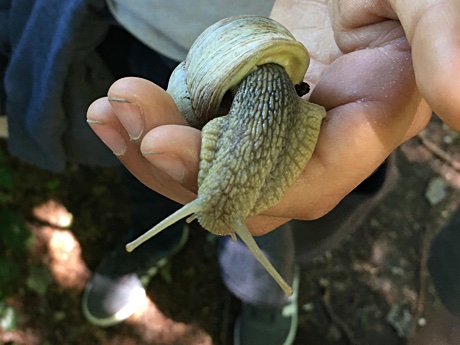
[219,222,295,307]
[99,23,184,252]
[122,168,185,254]
[219,159,395,307]
[428,208,460,317]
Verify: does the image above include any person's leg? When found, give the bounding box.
[123,168,185,251]
[82,152,188,326]
[408,207,460,345]
[221,223,298,345]
[83,24,186,326]
[291,156,395,262]
[222,157,397,345]
[82,169,188,326]
[220,224,295,307]
[428,207,460,317]
[408,305,460,345]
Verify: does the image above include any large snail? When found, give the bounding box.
[126,15,326,296]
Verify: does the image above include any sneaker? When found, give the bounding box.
[82,225,189,327]
[234,267,300,345]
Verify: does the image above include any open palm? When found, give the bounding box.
[87,0,460,235]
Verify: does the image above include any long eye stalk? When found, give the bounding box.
[125,200,202,252]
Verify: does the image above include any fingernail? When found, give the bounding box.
[109,98,144,140]
[144,152,186,183]
[88,121,127,156]
[87,119,103,125]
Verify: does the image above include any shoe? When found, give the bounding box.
[82,225,189,327]
[233,267,300,345]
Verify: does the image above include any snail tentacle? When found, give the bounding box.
[233,218,293,296]
[125,200,203,252]
[128,16,327,296]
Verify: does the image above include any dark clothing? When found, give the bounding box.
[3,0,459,314]
[1,0,116,172]
[429,209,460,317]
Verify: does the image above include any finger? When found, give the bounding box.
[270,0,341,88]
[335,0,460,130]
[107,77,188,137]
[87,97,129,156]
[262,2,432,220]
[388,0,460,130]
[136,30,430,223]
[87,79,196,204]
[267,32,432,220]
[245,215,291,236]
[140,124,201,193]
[136,105,294,235]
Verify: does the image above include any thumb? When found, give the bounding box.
[389,0,460,130]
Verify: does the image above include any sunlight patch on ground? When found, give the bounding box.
[32,199,89,291]
[27,199,213,344]
[33,199,73,228]
[47,229,90,290]
[353,241,418,308]
[126,298,213,345]
[0,327,42,345]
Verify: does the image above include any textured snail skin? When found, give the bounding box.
[126,16,326,296]
[197,63,324,233]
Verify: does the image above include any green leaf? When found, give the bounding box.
[0,210,32,251]
[0,258,20,285]
[46,179,60,191]
[26,265,52,296]
[0,166,13,191]
[0,192,12,204]
[0,147,5,164]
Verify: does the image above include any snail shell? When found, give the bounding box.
[127,16,326,296]
[168,15,311,128]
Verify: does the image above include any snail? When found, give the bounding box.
[125,15,326,296]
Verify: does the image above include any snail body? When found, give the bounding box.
[126,16,326,296]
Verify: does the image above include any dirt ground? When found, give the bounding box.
[1,114,460,345]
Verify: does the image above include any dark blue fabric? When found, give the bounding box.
[1,0,117,172]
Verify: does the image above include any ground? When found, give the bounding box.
[1,115,459,345]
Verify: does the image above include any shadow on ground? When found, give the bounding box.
[1,115,459,345]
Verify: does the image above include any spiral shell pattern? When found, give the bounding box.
[167,15,310,128]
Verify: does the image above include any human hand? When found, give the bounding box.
[87,0,460,235]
